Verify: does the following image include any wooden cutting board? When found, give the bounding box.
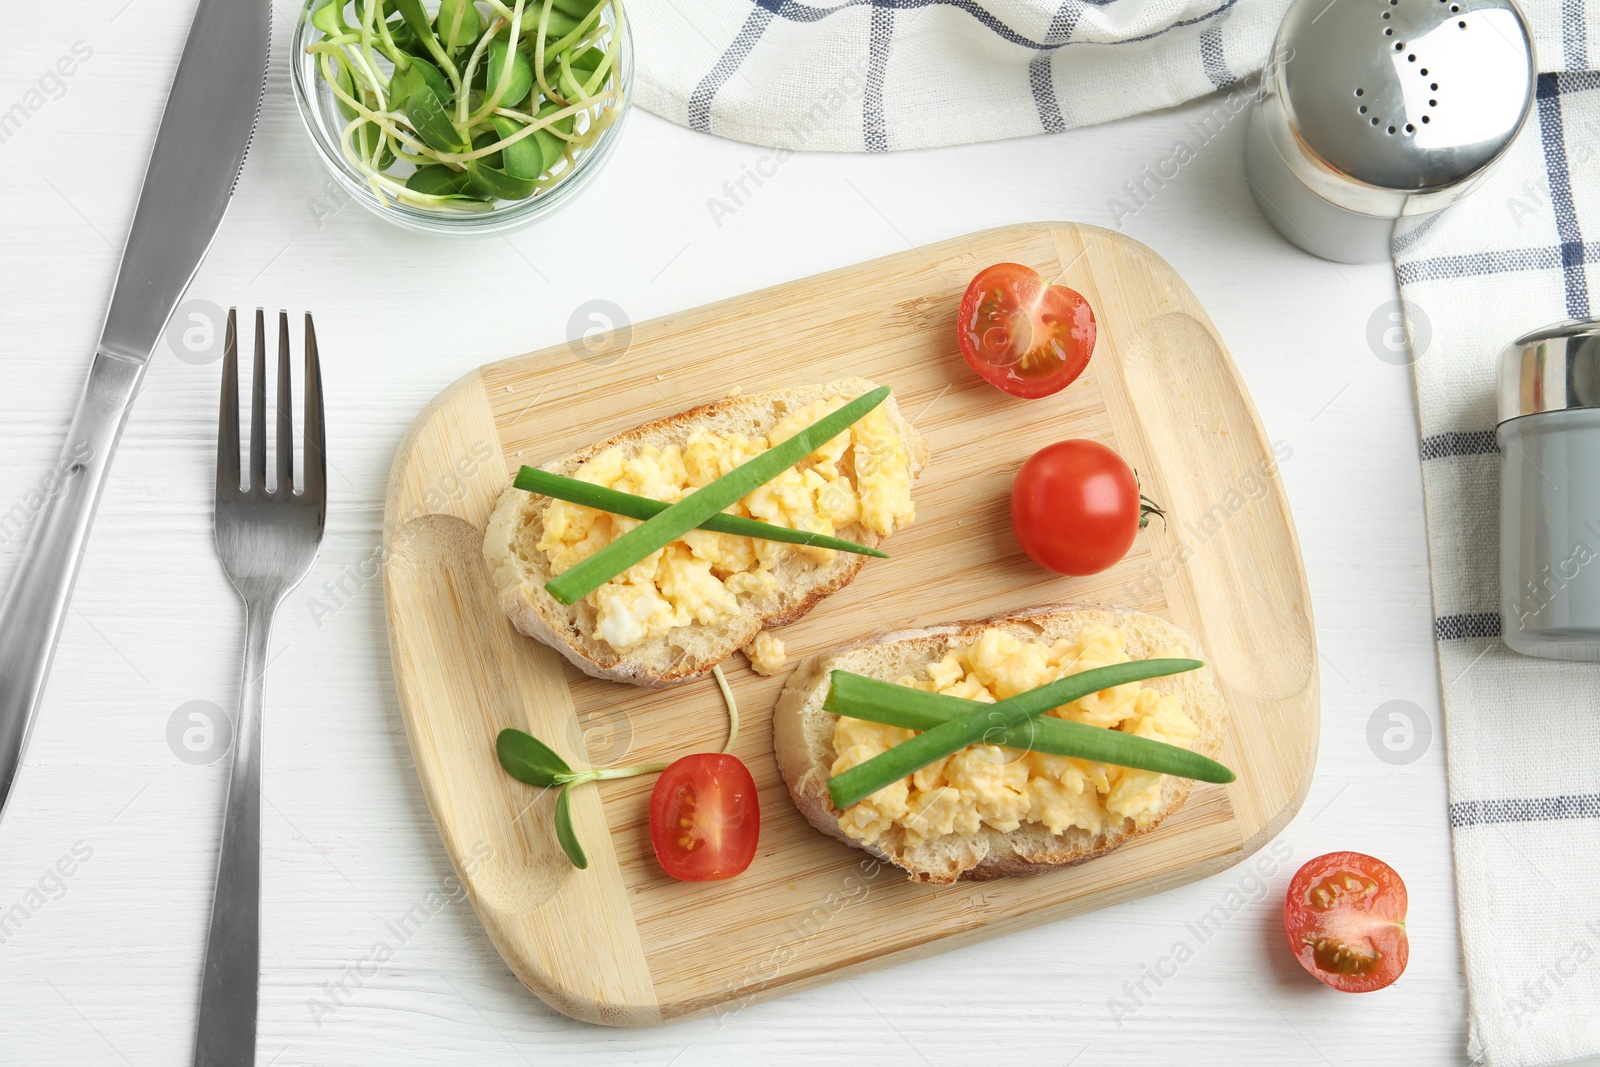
[382,222,1318,1027]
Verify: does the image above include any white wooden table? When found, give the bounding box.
[0,4,1460,1063]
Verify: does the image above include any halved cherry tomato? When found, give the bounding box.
[957,262,1096,399]
[1284,852,1409,993]
[649,752,759,881]
[1010,439,1161,577]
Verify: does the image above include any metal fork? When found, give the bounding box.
[194,309,326,1067]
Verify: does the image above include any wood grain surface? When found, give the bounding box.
[382,223,1319,1025]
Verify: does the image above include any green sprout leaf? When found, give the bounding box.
[553,0,606,19]
[553,786,588,869]
[391,0,436,46]
[523,6,582,38]
[405,84,467,154]
[405,164,471,196]
[487,38,534,108]
[385,14,419,54]
[492,115,544,180]
[388,54,449,112]
[466,156,539,200]
[311,0,348,36]
[435,0,482,48]
[496,728,572,787]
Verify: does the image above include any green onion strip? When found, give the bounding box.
[825,658,1236,811]
[514,467,889,559]
[544,386,891,606]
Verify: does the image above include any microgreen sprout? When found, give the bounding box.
[496,665,741,869]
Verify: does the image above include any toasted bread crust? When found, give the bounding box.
[772,605,1229,884]
[483,380,928,687]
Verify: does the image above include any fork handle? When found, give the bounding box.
[193,595,274,1067]
[0,350,147,819]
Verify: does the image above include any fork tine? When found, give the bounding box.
[249,308,267,492]
[302,313,326,506]
[216,309,239,497]
[276,311,294,494]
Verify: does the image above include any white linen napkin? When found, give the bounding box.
[626,0,1293,151]
[1394,48,1600,1067]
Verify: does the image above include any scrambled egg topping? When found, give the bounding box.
[744,632,787,676]
[830,626,1200,848]
[537,398,914,651]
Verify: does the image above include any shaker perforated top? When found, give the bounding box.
[1276,0,1535,192]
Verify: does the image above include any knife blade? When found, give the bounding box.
[0,0,270,820]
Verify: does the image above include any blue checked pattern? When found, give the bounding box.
[1396,26,1600,1065]
[632,0,1274,151]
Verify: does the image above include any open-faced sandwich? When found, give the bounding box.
[483,379,928,687]
[773,605,1231,884]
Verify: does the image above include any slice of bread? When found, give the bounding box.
[483,379,928,687]
[772,605,1229,884]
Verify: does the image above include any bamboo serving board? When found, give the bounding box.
[382,223,1318,1027]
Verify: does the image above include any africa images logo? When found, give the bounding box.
[0,41,94,146]
[1107,839,1294,1025]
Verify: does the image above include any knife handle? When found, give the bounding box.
[0,350,146,818]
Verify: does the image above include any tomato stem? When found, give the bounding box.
[1139,494,1167,530]
[1134,471,1167,530]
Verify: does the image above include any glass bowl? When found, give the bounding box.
[290,0,632,236]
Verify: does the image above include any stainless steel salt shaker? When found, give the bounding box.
[1499,320,1600,661]
[1244,0,1536,263]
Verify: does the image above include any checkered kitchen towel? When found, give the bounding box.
[627,0,1293,151]
[1395,0,1600,1058]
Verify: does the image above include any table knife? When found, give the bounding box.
[0,0,270,820]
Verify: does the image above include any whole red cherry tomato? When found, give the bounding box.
[957,262,1096,399]
[1010,439,1161,576]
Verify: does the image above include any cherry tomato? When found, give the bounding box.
[957,262,1096,399]
[648,752,759,881]
[1284,852,1409,993]
[1010,440,1160,577]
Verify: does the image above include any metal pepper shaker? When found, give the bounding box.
[1499,320,1600,661]
[1244,0,1536,263]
